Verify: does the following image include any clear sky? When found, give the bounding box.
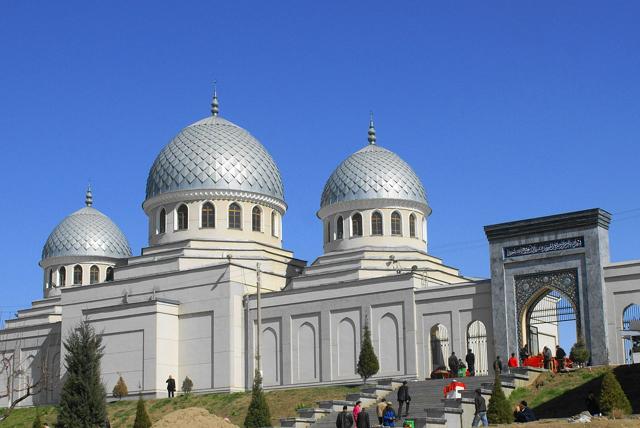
[1,2,639,350]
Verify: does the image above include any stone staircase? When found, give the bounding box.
[280,368,543,428]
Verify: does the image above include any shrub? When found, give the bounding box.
[182,376,194,395]
[133,396,152,428]
[244,369,271,428]
[569,337,590,367]
[32,413,44,428]
[112,376,129,400]
[57,321,107,428]
[599,370,631,416]
[487,375,513,424]
[357,322,379,383]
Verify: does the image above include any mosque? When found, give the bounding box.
[1,92,639,407]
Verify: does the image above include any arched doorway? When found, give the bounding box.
[467,321,488,375]
[430,324,449,371]
[516,270,580,356]
[622,304,640,364]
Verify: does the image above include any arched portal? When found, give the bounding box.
[622,304,640,364]
[430,324,449,371]
[516,269,580,356]
[467,321,488,375]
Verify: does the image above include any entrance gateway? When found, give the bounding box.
[485,209,611,364]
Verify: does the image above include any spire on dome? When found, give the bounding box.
[368,111,376,145]
[85,184,93,207]
[211,82,219,117]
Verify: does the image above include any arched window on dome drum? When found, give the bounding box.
[59,266,66,287]
[73,265,83,285]
[252,206,262,232]
[90,265,99,284]
[337,216,344,240]
[105,267,114,282]
[202,202,215,228]
[228,203,242,230]
[326,221,331,243]
[391,211,402,236]
[409,214,417,238]
[48,269,53,288]
[271,211,278,237]
[371,212,383,236]
[158,208,166,234]
[176,204,189,230]
[352,213,363,237]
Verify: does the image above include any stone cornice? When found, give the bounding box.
[316,198,431,219]
[484,208,612,242]
[143,189,287,214]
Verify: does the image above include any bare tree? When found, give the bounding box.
[0,328,60,418]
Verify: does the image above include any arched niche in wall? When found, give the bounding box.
[297,322,317,382]
[261,327,279,386]
[379,313,400,373]
[337,318,357,377]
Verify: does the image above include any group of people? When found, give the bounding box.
[336,381,411,428]
[447,349,477,377]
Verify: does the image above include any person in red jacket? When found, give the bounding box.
[508,352,519,369]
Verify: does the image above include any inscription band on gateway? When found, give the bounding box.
[503,236,584,258]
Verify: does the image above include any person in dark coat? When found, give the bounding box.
[493,356,503,375]
[336,405,354,428]
[166,374,176,398]
[514,400,536,422]
[466,349,476,376]
[397,381,410,416]
[472,388,488,426]
[448,352,459,376]
[556,345,567,371]
[519,345,530,365]
[355,407,370,428]
[543,346,552,370]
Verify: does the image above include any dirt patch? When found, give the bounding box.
[498,416,640,427]
[152,407,239,428]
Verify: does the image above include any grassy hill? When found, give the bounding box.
[0,384,360,428]
[508,364,640,419]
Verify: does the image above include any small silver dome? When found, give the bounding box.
[145,115,285,203]
[320,144,428,208]
[42,206,132,260]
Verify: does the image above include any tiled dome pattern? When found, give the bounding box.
[42,207,132,260]
[321,144,428,208]
[145,116,285,202]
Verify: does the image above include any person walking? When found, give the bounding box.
[166,374,176,398]
[493,356,503,375]
[376,398,387,425]
[448,352,459,377]
[397,381,411,417]
[472,388,488,426]
[508,352,519,369]
[336,405,354,428]
[352,401,362,424]
[466,349,476,376]
[543,346,552,370]
[556,345,567,371]
[356,406,371,428]
[382,402,397,427]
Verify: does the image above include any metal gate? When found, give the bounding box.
[467,320,488,375]
[430,324,449,371]
[623,304,640,364]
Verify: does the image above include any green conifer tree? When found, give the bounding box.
[133,396,153,428]
[357,322,379,384]
[569,336,590,367]
[599,370,632,416]
[32,412,44,428]
[487,375,513,424]
[57,321,107,428]
[112,375,129,400]
[182,376,194,395]
[244,369,272,428]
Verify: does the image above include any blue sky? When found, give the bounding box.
[1,2,639,349]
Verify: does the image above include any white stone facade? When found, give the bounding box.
[2,103,640,409]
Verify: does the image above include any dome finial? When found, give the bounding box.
[211,81,219,117]
[368,111,376,145]
[85,183,93,207]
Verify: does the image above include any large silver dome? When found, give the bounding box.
[320,143,428,208]
[145,115,285,203]
[42,206,132,260]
